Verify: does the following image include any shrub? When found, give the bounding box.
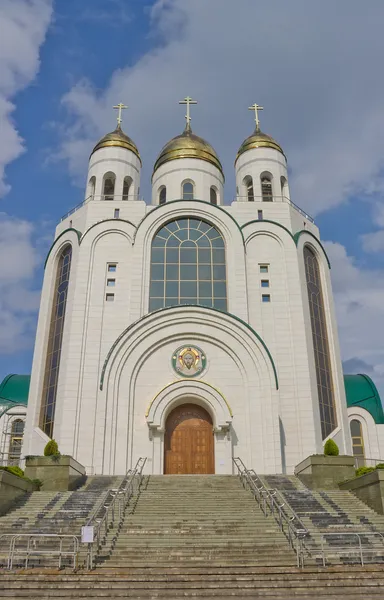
[375,463,384,469]
[355,466,375,477]
[29,478,43,490]
[7,465,24,478]
[324,439,339,456]
[44,439,60,457]
[0,465,24,478]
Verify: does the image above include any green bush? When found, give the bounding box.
[29,478,43,490]
[375,463,384,469]
[0,465,24,478]
[324,439,339,456]
[44,439,60,457]
[355,466,375,477]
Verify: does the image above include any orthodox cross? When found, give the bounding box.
[113,103,128,126]
[179,96,197,125]
[248,103,264,132]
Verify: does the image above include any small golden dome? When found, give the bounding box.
[91,125,141,163]
[153,124,223,176]
[236,129,285,163]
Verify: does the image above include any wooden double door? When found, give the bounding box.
[164,404,214,474]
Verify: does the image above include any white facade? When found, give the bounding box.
[23,119,354,476]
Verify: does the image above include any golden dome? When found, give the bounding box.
[236,129,285,163]
[153,124,223,176]
[91,125,141,163]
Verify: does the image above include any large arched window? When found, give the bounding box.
[182,181,194,200]
[159,186,167,205]
[40,245,72,438]
[261,173,273,201]
[350,419,365,466]
[122,176,132,201]
[149,218,227,312]
[304,245,337,439]
[8,419,25,466]
[103,172,115,201]
[243,176,254,201]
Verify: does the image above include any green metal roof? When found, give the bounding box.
[344,374,384,424]
[0,374,30,418]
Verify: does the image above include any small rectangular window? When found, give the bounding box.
[260,265,268,273]
[108,264,117,272]
[262,294,271,303]
[114,209,120,219]
[106,293,114,302]
[258,210,263,220]
[261,280,269,288]
[107,279,116,287]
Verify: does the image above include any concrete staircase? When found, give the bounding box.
[262,475,384,564]
[1,474,384,598]
[96,475,297,568]
[0,475,124,569]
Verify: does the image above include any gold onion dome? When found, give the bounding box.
[236,129,285,163]
[153,123,223,176]
[91,124,141,163]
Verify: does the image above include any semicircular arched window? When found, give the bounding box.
[304,245,337,439]
[149,218,227,312]
[40,245,72,438]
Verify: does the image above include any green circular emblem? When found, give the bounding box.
[172,345,206,378]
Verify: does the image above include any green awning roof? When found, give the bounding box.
[0,374,30,418]
[344,374,384,424]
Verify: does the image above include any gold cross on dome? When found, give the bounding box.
[113,102,128,126]
[248,103,264,131]
[179,96,197,125]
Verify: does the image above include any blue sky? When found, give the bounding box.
[1,0,384,396]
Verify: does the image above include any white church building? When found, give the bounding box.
[13,99,384,476]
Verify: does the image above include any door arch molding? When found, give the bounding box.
[146,379,233,433]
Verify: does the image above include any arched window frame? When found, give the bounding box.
[122,176,132,201]
[8,418,25,466]
[210,186,218,205]
[181,180,195,200]
[149,217,227,312]
[87,176,96,200]
[159,186,167,205]
[280,176,288,199]
[39,244,72,438]
[261,172,273,202]
[243,176,254,202]
[102,172,116,201]
[303,244,337,439]
[350,419,365,466]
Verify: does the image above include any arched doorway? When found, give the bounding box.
[164,403,214,474]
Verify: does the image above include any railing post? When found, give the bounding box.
[59,537,63,570]
[358,534,364,566]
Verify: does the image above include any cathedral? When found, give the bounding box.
[1,99,383,475]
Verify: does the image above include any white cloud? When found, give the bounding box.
[0,0,53,196]
[58,0,384,217]
[0,214,43,353]
[325,241,384,397]
[361,230,384,253]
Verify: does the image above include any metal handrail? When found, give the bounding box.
[233,457,308,567]
[354,457,384,469]
[85,457,147,569]
[60,194,143,222]
[320,532,384,567]
[233,195,315,223]
[5,534,79,570]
